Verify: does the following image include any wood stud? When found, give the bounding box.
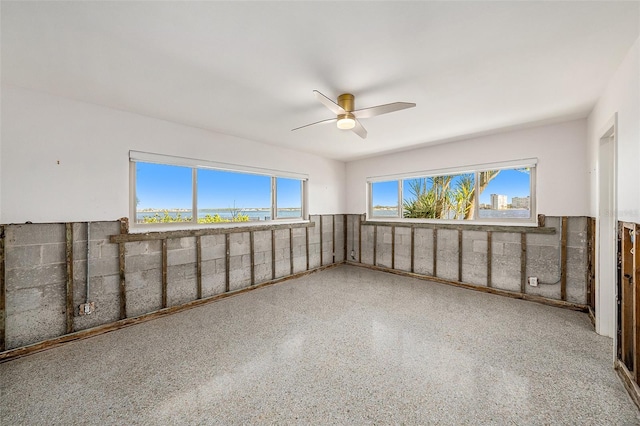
[373,225,378,266]
[271,229,276,280]
[65,224,74,334]
[520,233,527,294]
[561,216,568,301]
[250,231,255,285]
[289,228,294,275]
[0,225,5,351]
[358,215,362,263]
[196,236,202,299]
[118,219,127,319]
[332,215,336,264]
[391,226,396,270]
[410,226,415,273]
[161,239,168,308]
[306,226,310,270]
[225,234,230,293]
[433,229,438,277]
[458,229,463,283]
[319,216,323,267]
[487,231,492,287]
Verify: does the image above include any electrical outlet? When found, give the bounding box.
[528,276,538,287]
[78,302,95,315]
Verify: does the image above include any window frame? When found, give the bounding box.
[366,158,537,225]
[130,151,308,228]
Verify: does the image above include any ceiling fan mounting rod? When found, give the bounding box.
[337,93,354,112]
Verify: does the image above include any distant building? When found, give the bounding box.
[512,196,530,209]
[491,194,507,210]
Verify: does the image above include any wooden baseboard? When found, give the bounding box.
[0,263,339,363]
[615,360,640,411]
[346,261,589,312]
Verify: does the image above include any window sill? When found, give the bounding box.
[362,218,553,234]
[129,218,309,234]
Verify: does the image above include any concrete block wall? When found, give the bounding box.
[347,215,589,305]
[1,214,346,351]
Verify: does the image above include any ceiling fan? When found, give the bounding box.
[292,90,416,139]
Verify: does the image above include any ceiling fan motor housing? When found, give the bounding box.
[337,93,354,112]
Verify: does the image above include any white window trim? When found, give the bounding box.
[367,159,538,226]
[130,151,308,228]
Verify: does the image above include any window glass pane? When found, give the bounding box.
[403,174,475,219]
[136,162,193,223]
[198,169,271,222]
[478,168,531,219]
[276,177,302,219]
[371,181,399,217]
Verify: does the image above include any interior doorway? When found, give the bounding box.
[596,116,616,339]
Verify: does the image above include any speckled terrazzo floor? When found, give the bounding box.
[1,265,638,425]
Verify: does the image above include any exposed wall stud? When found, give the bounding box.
[306,226,310,270]
[561,216,568,301]
[332,215,336,264]
[65,223,74,334]
[410,226,415,273]
[162,239,168,308]
[358,215,362,263]
[118,219,127,319]
[0,225,5,351]
[289,228,294,275]
[391,226,396,270]
[487,231,493,287]
[196,236,202,299]
[250,231,255,285]
[319,215,324,266]
[225,233,230,293]
[458,229,463,282]
[521,233,527,294]
[343,214,348,261]
[272,229,276,280]
[373,225,378,266]
[433,229,438,277]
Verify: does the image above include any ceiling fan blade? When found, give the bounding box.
[353,102,416,119]
[351,119,367,139]
[314,90,345,115]
[291,117,337,132]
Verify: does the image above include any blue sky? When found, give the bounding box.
[372,169,530,207]
[136,163,301,209]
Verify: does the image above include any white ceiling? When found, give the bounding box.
[2,1,639,161]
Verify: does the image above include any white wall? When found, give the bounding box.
[1,86,346,223]
[587,36,639,339]
[345,119,589,216]
[588,37,640,223]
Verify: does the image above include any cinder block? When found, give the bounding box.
[229,269,251,290]
[85,221,120,241]
[126,250,162,273]
[462,231,487,286]
[5,282,66,349]
[436,229,458,281]
[125,270,162,317]
[413,228,434,276]
[167,277,198,307]
[230,233,250,255]
[6,263,66,290]
[4,245,43,270]
[255,263,272,283]
[202,272,225,297]
[167,263,197,282]
[167,247,196,267]
[5,223,65,246]
[201,235,226,260]
[166,237,195,250]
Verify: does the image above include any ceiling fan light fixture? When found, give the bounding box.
[337,113,356,130]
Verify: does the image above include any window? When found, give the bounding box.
[368,159,536,224]
[131,152,307,225]
[371,180,401,217]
